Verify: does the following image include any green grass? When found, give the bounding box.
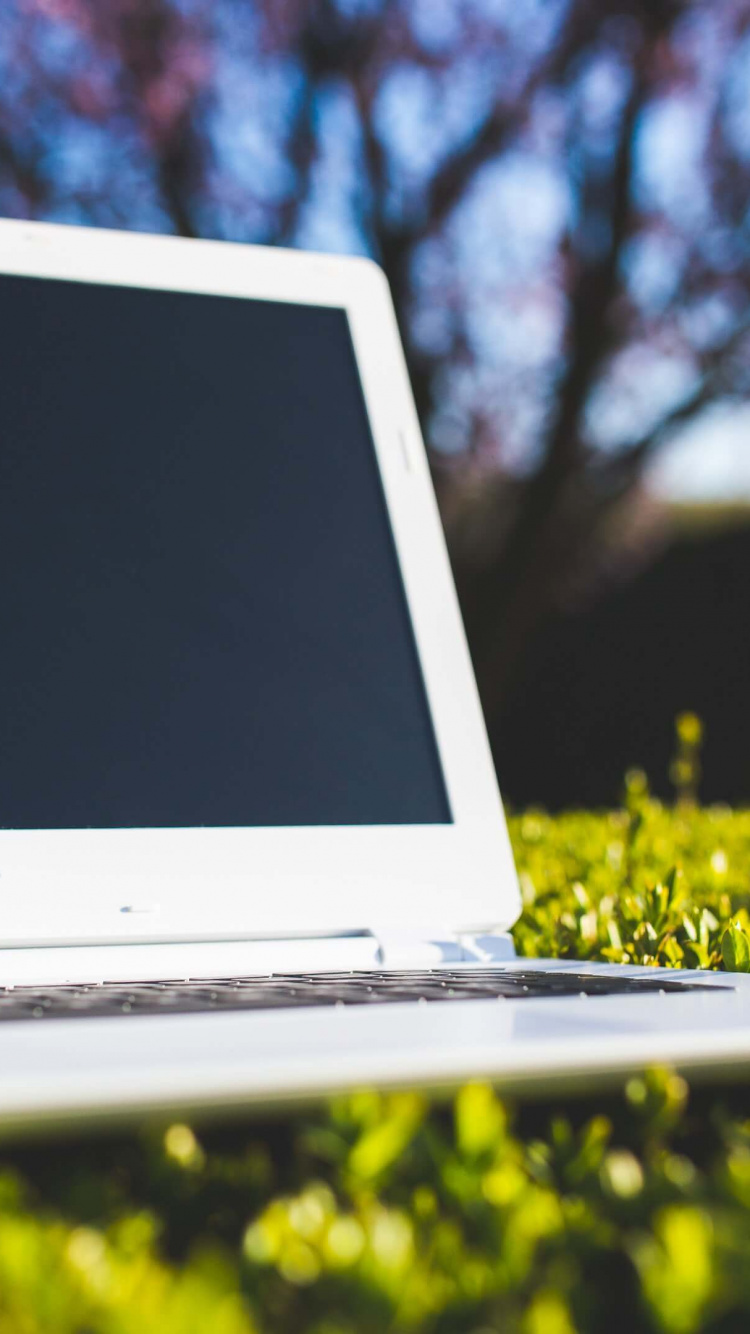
[509,784,750,973]
[2,719,750,1333]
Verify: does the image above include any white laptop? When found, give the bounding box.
[0,217,746,1132]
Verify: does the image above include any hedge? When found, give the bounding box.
[2,717,750,1333]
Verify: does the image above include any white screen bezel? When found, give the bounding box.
[0,218,519,946]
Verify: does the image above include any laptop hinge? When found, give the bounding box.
[458,931,517,964]
[374,930,516,969]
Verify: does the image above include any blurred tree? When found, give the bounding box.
[1,0,749,732]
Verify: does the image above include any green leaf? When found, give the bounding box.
[455,1083,506,1157]
[347,1094,425,1180]
[721,923,750,973]
[663,866,679,907]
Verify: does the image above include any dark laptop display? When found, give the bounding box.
[0,274,450,829]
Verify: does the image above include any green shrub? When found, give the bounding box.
[2,727,750,1333]
[510,777,750,972]
[4,1066,750,1334]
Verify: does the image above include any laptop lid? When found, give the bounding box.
[0,219,519,948]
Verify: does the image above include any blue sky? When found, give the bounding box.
[650,405,750,502]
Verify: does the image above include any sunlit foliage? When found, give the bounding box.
[3,1065,750,1331]
[510,715,750,971]
[510,784,750,972]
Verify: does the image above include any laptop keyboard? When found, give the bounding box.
[0,968,727,1021]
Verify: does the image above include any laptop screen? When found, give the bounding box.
[0,272,450,830]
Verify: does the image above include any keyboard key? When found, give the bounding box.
[0,969,728,1021]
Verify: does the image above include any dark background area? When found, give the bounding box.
[495,521,750,808]
[2,0,750,810]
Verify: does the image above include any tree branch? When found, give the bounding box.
[0,132,48,212]
[449,1,706,726]
[274,74,319,246]
[347,0,608,436]
[154,128,203,238]
[596,317,750,502]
